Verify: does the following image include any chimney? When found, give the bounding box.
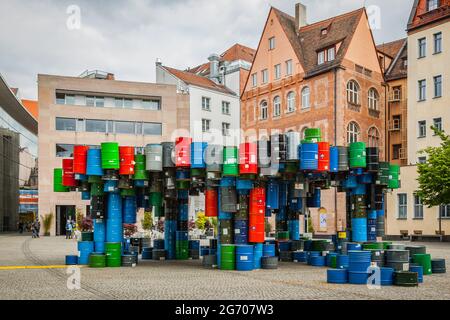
[106,73,115,80]
[295,3,307,31]
[208,53,220,84]
[155,58,162,66]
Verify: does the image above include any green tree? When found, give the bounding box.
[141,211,153,231]
[195,212,208,230]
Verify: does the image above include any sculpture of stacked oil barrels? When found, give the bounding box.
[56,127,416,272]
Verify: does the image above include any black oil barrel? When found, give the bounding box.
[189,249,200,260]
[276,220,287,232]
[369,249,385,267]
[235,194,249,220]
[152,249,166,261]
[121,254,138,267]
[431,259,446,273]
[162,142,175,168]
[271,134,287,162]
[219,219,233,244]
[220,187,237,213]
[366,147,379,173]
[202,254,217,268]
[376,214,385,237]
[258,139,271,168]
[394,271,418,287]
[291,240,304,251]
[352,195,367,218]
[205,144,223,173]
[177,220,188,231]
[91,196,105,220]
[405,245,427,258]
[386,250,409,271]
[209,239,218,250]
[279,251,293,262]
[164,201,178,220]
[118,176,133,189]
[261,256,279,269]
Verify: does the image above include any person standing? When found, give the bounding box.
[65,220,73,239]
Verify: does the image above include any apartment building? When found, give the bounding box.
[38,71,189,235]
[386,0,450,239]
[240,3,386,235]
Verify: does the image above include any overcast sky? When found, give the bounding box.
[0,0,413,100]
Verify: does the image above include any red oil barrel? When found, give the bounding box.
[62,159,77,187]
[205,189,218,217]
[119,146,135,175]
[317,142,330,172]
[73,145,89,175]
[239,142,258,175]
[175,137,192,168]
[250,187,266,216]
[249,215,265,243]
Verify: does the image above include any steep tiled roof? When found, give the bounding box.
[272,7,365,77]
[21,99,39,120]
[377,38,406,58]
[10,87,18,96]
[163,66,236,95]
[385,40,408,81]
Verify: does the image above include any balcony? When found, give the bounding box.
[388,119,401,131]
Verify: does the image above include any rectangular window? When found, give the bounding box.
[274,64,281,80]
[434,32,442,54]
[393,115,402,130]
[202,97,211,111]
[286,60,293,76]
[327,47,336,61]
[434,75,442,98]
[202,119,211,133]
[398,194,407,219]
[251,73,257,87]
[222,123,230,136]
[143,122,162,136]
[222,101,230,115]
[418,120,427,138]
[418,156,427,164]
[418,79,426,101]
[65,94,75,105]
[427,0,439,11]
[115,98,124,108]
[262,69,268,84]
[55,117,76,131]
[56,93,66,105]
[56,144,75,157]
[418,38,426,58]
[86,96,95,107]
[269,37,275,50]
[433,117,442,132]
[414,195,424,219]
[85,119,107,133]
[318,51,325,65]
[392,144,402,160]
[142,99,161,111]
[440,204,450,218]
[95,96,104,108]
[114,121,135,135]
[123,98,133,109]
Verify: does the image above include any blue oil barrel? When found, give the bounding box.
[307,251,321,265]
[351,218,368,242]
[177,190,189,200]
[265,208,272,217]
[327,269,348,283]
[310,255,326,267]
[106,219,123,243]
[218,188,233,220]
[191,142,207,169]
[65,255,78,265]
[278,241,291,252]
[343,175,358,189]
[176,169,190,180]
[307,188,321,208]
[329,146,339,173]
[176,231,188,241]
[154,239,165,250]
[337,254,349,269]
[279,181,289,207]
[409,265,423,283]
[236,245,254,271]
[77,241,94,265]
[134,180,148,188]
[293,251,307,262]
[189,240,200,250]
[266,179,280,210]
[81,192,90,200]
[288,220,300,241]
[348,271,369,284]
[104,180,118,193]
[200,247,209,256]
[178,203,189,221]
[276,207,287,221]
[289,197,302,212]
[86,149,104,176]
[93,220,106,243]
[253,243,263,269]
[94,241,105,253]
[234,220,248,244]
[352,184,366,196]
[380,267,394,286]
[123,196,137,224]
[299,143,319,171]
[348,250,371,272]
[358,173,373,184]
[220,177,236,188]
[263,244,276,257]
[346,243,362,251]
[236,179,253,191]
[367,218,377,242]
[107,193,122,220]
[164,221,176,260]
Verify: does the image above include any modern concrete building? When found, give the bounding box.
[386,0,450,240]
[0,73,38,231]
[240,3,386,235]
[38,71,189,236]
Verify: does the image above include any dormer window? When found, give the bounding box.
[321,28,328,36]
[427,0,439,12]
[317,46,336,65]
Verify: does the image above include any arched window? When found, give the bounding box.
[260,100,268,120]
[301,127,309,140]
[273,96,281,117]
[368,127,380,147]
[368,88,379,110]
[301,87,310,109]
[287,91,296,113]
[347,121,360,144]
[347,80,360,105]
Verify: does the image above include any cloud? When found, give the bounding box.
[0,0,413,100]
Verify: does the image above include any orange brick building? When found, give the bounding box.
[240,4,386,234]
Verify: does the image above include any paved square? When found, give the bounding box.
[0,234,449,300]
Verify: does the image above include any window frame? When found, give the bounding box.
[347,121,360,144]
[433,117,442,132]
[368,88,379,110]
[301,86,310,109]
[202,119,211,133]
[251,73,258,87]
[273,96,281,117]
[287,91,296,113]
[55,117,77,132]
[439,204,450,218]
[414,195,424,219]
[368,127,380,148]
[274,64,281,80]
[222,122,230,136]
[269,37,276,50]
[418,37,427,58]
[398,193,408,219]
[262,69,268,84]
[222,101,230,115]
[286,60,293,76]
[347,80,360,105]
[434,75,442,98]
[202,97,211,111]
[434,32,442,54]
[260,100,268,120]
[418,79,427,101]
[418,120,427,138]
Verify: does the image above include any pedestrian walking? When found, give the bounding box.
[66,220,73,239]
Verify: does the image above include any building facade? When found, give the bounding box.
[386,0,450,239]
[0,74,38,231]
[240,3,386,235]
[38,72,189,236]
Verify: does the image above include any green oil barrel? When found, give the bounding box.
[382,241,392,250]
[153,206,163,218]
[311,239,330,251]
[284,162,298,174]
[220,244,236,270]
[362,242,384,250]
[54,168,69,192]
[388,164,400,189]
[105,242,122,268]
[223,147,239,177]
[176,241,189,260]
[133,154,149,180]
[101,142,120,169]
[150,192,163,208]
[377,162,390,186]
[120,188,136,197]
[89,253,106,268]
[330,255,337,268]
[81,232,94,242]
[191,168,205,178]
[276,231,290,241]
[88,175,103,184]
[349,142,367,169]
[303,128,322,143]
[90,183,104,196]
[413,253,432,275]
[176,180,190,190]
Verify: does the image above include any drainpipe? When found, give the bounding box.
[334,67,338,233]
